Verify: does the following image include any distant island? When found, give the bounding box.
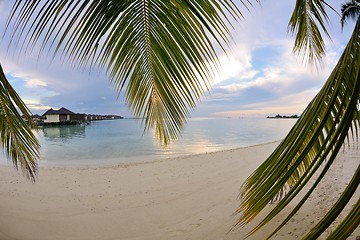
[267,114,300,119]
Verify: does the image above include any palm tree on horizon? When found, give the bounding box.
[0,0,359,239]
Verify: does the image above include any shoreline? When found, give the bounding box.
[9,117,298,168]
[0,141,358,239]
[1,140,285,169]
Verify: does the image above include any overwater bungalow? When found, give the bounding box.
[43,107,86,125]
[42,107,123,126]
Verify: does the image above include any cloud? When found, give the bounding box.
[25,78,48,88]
[196,11,347,117]
[0,0,352,118]
[212,88,319,117]
[212,45,257,85]
[0,49,128,115]
[24,99,53,111]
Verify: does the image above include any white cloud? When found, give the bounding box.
[217,32,337,95]
[0,0,352,118]
[212,45,256,84]
[212,88,319,117]
[25,78,48,88]
[219,67,285,93]
[24,99,53,111]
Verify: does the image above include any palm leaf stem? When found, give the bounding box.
[238,16,360,238]
[5,0,248,144]
[303,164,360,239]
[326,196,360,239]
[288,0,331,64]
[0,64,40,181]
[246,93,353,237]
[266,91,360,239]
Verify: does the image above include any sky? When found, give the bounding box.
[0,0,355,118]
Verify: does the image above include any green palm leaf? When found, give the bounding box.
[341,0,360,28]
[5,0,249,145]
[288,0,332,64]
[0,64,40,181]
[237,17,360,239]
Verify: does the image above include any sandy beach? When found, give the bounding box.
[0,141,359,240]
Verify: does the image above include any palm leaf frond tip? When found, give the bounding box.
[237,17,360,239]
[5,0,251,145]
[0,64,40,181]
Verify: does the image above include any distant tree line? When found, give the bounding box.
[267,114,300,119]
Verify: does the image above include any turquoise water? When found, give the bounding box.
[2,118,297,166]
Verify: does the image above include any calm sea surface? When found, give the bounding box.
[3,118,297,166]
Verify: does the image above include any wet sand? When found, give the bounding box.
[0,141,358,239]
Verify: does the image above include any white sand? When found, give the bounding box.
[0,141,358,240]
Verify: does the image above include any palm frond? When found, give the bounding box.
[5,0,250,145]
[0,64,40,181]
[237,17,360,239]
[325,195,360,239]
[288,0,331,64]
[341,0,360,28]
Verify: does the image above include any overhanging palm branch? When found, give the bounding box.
[288,0,333,64]
[5,0,250,145]
[0,64,40,181]
[341,0,360,28]
[237,15,360,240]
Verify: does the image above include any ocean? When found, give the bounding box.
[3,118,297,166]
